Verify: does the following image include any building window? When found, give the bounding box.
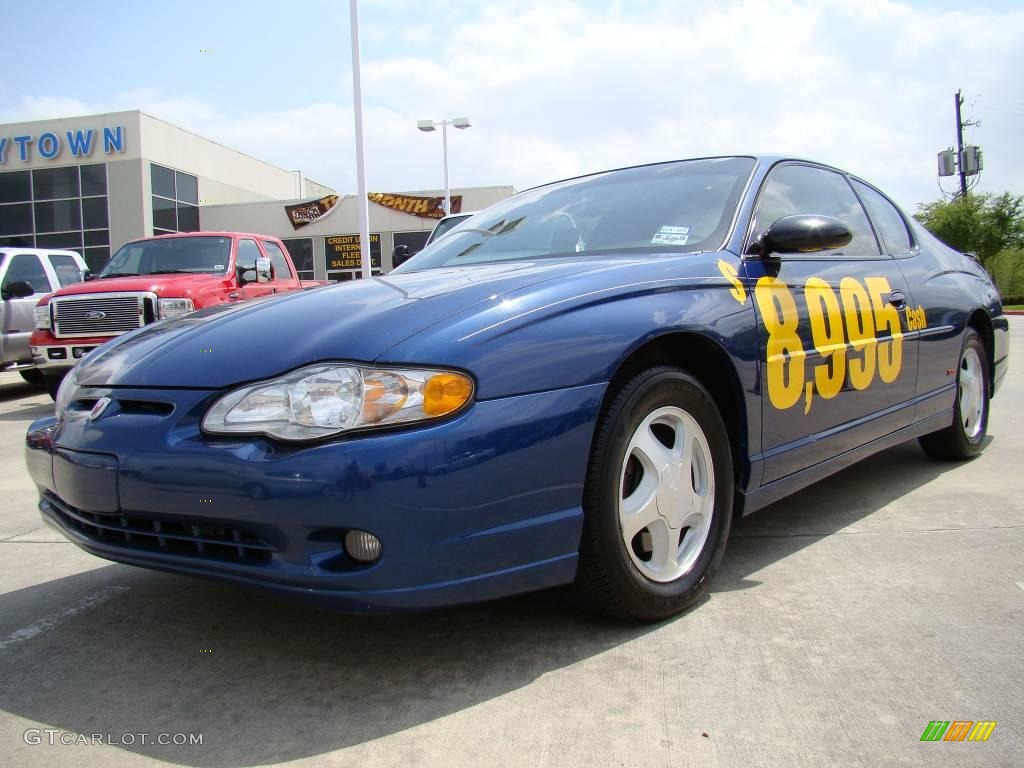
[0,164,110,271]
[281,237,314,281]
[391,230,431,268]
[151,163,200,236]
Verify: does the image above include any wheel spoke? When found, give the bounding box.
[647,518,682,575]
[620,483,660,542]
[630,424,677,475]
[679,434,695,489]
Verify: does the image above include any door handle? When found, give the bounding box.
[887,290,907,310]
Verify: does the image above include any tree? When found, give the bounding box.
[914,192,1024,264]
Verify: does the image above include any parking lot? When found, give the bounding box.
[0,319,1019,768]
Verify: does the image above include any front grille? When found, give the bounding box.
[45,495,275,565]
[53,294,146,338]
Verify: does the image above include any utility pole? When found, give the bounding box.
[939,91,982,199]
[954,90,968,198]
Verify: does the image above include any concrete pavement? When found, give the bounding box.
[1,320,1021,768]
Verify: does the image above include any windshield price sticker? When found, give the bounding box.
[651,225,690,245]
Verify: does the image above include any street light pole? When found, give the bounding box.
[442,120,450,215]
[418,117,471,216]
[349,0,372,279]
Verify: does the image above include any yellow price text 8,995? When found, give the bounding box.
[754,275,906,413]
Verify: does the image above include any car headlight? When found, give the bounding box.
[54,369,78,420]
[157,298,195,320]
[34,304,51,330]
[201,364,474,442]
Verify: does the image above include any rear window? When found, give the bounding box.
[48,254,83,286]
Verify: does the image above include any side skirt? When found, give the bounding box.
[737,409,954,516]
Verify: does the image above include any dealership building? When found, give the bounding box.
[0,110,513,277]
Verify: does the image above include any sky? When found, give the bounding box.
[3,0,1023,211]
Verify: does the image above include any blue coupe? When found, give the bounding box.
[25,156,1010,621]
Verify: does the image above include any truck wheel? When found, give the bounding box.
[19,369,44,386]
[919,328,989,461]
[573,366,733,622]
[44,372,67,401]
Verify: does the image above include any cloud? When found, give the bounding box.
[2,0,1021,210]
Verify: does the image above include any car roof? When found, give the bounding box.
[516,153,846,193]
[0,247,84,258]
[141,231,280,240]
[125,231,283,245]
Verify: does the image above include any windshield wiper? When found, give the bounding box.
[147,269,201,275]
[97,272,141,278]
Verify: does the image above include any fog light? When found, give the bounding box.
[344,530,382,563]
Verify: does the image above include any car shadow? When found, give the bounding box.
[714,438,983,593]
[0,401,54,422]
[0,378,45,403]
[0,437,981,767]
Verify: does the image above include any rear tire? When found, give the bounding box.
[919,328,989,461]
[44,371,67,402]
[19,369,44,386]
[573,366,733,622]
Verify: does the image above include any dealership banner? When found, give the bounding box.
[368,192,461,219]
[285,194,339,229]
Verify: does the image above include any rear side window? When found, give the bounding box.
[262,241,293,280]
[751,164,880,256]
[47,254,83,286]
[2,253,50,293]
[428,214,472,244]
[852,180,914,256]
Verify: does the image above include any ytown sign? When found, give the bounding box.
[0,125,126,165]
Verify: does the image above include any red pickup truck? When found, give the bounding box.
[30,232,320,398]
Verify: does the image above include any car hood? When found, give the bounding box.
[51,273,227,298]
[74,260,618,388]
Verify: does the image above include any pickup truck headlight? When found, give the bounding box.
[157,298,195,320]
[34,304,51,330]
[202,364,474,442]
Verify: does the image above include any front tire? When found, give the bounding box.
[19,369,44,386]
[919,328,989,461]
[43,371,68,401]
[574,367,733,622]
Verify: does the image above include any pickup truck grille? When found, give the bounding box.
[52,293,148,338]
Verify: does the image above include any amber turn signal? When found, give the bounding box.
[423,373,474,416]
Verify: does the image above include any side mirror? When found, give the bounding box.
[82,269,94,282]
[748,214,852,258]
[2,280,35,300]
[255,257,272,284]
[392,244,411,268]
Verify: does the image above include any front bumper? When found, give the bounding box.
[30,330,113,373]
[25,382,605,611]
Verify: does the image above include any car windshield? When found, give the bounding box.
[98,236,232,278]
[395,157,755,272]
[427,214,473,244]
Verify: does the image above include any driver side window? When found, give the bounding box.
[237,239,262,271]
[751,164,880,257]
